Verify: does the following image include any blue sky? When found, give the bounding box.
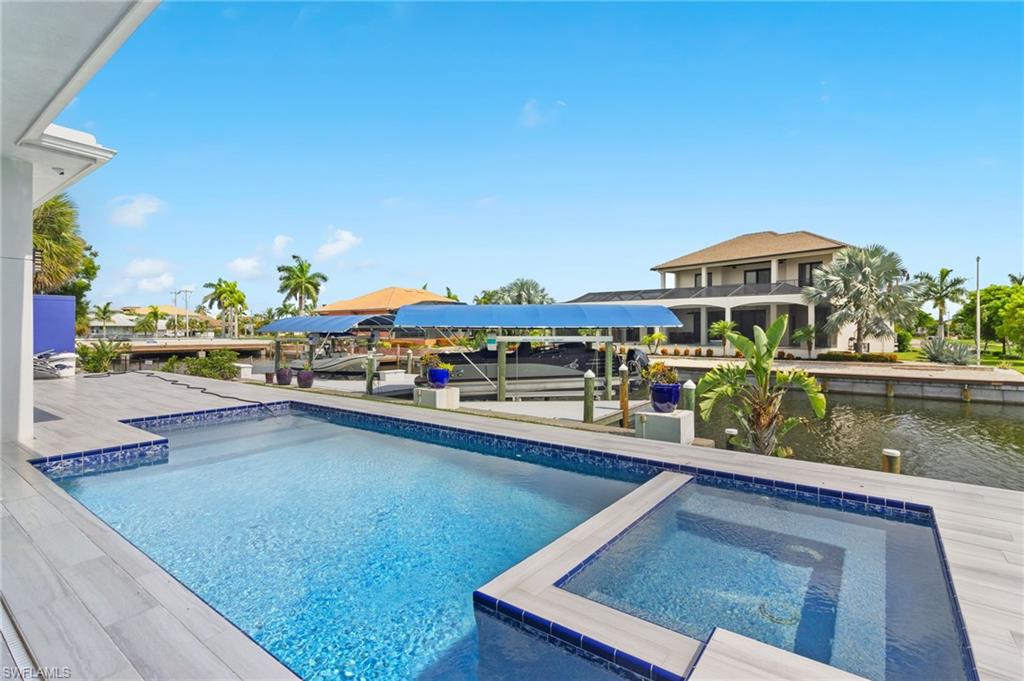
[58,1,1022,312]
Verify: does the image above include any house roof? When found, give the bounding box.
[652,231,847,271]
[318,287,458,315]
[122,305,218,321]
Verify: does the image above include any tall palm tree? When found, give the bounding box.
[915,267,968,340]
[92,302,114,338]
[802,245,920,352]
[276,255,328,315]
[496,278,555,304]
[32,193,87,293]
[203,279,247,337]
[1009,273,1024,286]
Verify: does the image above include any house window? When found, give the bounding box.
[799,262,823,287]
[743,268,770,285]
[694,272,713,288]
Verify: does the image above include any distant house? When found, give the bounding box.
[570,230,895,354]
[86,305,220,338]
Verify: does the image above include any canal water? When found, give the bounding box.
[694,393,1024,491]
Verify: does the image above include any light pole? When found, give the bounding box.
[183,287,192,336]
[170,289,180,337]
[975,256,981,366]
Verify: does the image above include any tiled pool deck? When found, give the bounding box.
[2,373,1022,680]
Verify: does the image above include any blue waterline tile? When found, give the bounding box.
[615,649,653,677]
[581,636,615,662]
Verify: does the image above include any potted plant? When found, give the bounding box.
[641,362,681,413]
[264,370,275,384]
[422,353,455,389]
[297,361,315,389]
[275,366,293,385]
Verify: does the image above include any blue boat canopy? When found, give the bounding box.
[392,304,683,329]
[258,314,386,334]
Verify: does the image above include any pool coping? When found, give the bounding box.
[6,372,1023,681]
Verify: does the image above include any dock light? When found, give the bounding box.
[724,427,738,450]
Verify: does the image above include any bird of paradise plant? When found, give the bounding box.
[696,315,826,457]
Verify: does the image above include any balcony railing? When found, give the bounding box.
[569,279,806,303]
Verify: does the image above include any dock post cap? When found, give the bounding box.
[584,369,596,378]
[882,448,901,457]
[683,379,696,388]
[724,427,738,436]
[619,363,629,372]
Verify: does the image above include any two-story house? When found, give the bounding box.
[570,230,894,355]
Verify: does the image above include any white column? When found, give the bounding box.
[700,265,708,288]
[770,258,779,283]
[659,271,667,289]
[807,304,817,354]
[1,156,34,445]
[699,307,708,345]
[723,307,732,354]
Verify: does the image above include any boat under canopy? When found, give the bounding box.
[391,303,683,329]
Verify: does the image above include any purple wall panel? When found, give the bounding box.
[33,294,76,353]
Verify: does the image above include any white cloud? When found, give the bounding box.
[315,228,362,261]
[109,194,165,227]
[227,256,263,279]
[272,234,293,255]
[519,99,566,128]
[125,258,170,277]
[137,272,174,293]
[519,99,543,128]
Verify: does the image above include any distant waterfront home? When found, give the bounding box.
[570,230,896,354]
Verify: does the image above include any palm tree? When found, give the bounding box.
[275,301,298,319]
[276,255,328,315]
[32,193,87,293]
[697,315,826,457]
[790,324,817,357]
[203,279,247,337]
[1009,273,1024,286]
[802,245,920,353]
[134,306,164,337]
[92,302,114,338]
[496,278,555,304]
[915,268,968,340]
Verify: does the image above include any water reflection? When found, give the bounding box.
[695,393,1024,490]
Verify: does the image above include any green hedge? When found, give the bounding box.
[816,351,898,363]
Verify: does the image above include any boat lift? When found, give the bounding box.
[392,304,684,401]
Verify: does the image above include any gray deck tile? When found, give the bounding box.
[14,594,136,681]
[30,521,105,571]
[106,606,239,680]
[60,556,158,627]
[135,570,230,642]
[203,626,299,680]
[4,494,63,531]
[1,517,71,613]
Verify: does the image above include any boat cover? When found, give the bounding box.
[392,304,683,328]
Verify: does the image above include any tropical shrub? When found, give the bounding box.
[640,362,678,385]
[659,347,669,355]
[697,315,826,457]
[790,325,817,356]
[785,353,796,360]
[162,355,182,373]
[709,320,737,340]
[76,340,130,373]
[816,351,898,363]
[641,332,667,352]
[896,329,914,353]
[673,347,681,356]
[920,338,972,366]
[184,350,240,380]
[683,347,690,356]
[705,348,713,357]
[420,353,455,372]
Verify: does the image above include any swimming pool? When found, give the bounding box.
[48,406,637,680]
[558,479,973,681]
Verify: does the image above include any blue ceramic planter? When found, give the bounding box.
[651,382,681,413]
[427,367,451,389]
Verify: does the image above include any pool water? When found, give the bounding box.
[56,412,636,680]
[560,481,971,681]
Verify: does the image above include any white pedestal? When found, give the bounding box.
[378,369,407,383]
[233,363,253,380]
[414,386,460,410]
[634,410,694,445]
